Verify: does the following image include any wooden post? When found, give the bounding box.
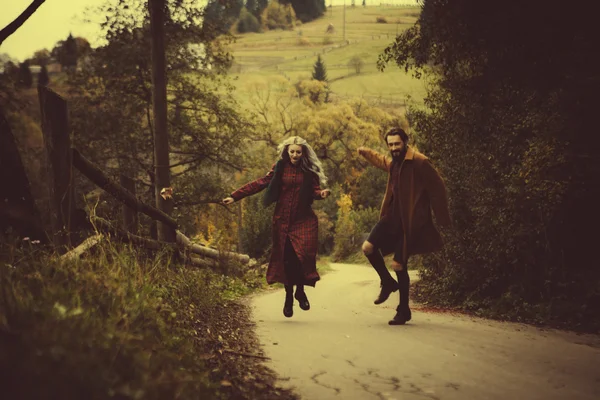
[0,110,46,241]
[38,86,75,250]
[119,174,138,234]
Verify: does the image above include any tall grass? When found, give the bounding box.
[0,236,267,399]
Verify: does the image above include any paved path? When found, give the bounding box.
[251,263,600,400]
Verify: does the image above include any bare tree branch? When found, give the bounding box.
[0,0,46,46]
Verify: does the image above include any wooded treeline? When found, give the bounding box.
[380,0,600,329]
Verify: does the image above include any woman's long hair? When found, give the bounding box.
[277,136,328,187]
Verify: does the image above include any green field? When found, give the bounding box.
[227,5,426,109]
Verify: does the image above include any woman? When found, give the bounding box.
[222,136,330,318]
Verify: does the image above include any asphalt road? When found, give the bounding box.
[251,263,600,400]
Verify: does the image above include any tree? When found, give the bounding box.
[67,0,253,239]
[52,33,78,70]
[348,55,364,74]
[38,64,49,86]
[257,0,269,18]
[312,54,327,81]
[0,0,46,46]
[17,61,32,88]
[378,0,600,328]
[237,7,261,33]
[261,0,296,30]
[203,0,244,33]
[246,0,258,16]
[281,0,325,22]
[31,48,50,66]
[148,0,174,242]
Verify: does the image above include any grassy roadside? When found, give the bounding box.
[0,237,298,400]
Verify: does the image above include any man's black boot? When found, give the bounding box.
[283,285,294,317]
[389,305,412,325]
[294,285,310,311]
[374,280,400,305]
[389,269,411,324]
[366,251,399,305]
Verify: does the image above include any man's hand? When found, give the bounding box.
[222,197,234,205]
[320,189,331,199]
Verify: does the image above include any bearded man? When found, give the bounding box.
[358,127,452,325]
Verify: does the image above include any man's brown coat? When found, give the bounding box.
[359,146,452,263]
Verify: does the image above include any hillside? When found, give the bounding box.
[227,5,426,109]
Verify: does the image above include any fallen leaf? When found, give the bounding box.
[220,380,232,387]
[160,187,173,200]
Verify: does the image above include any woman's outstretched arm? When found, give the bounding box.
[222,163,276,204]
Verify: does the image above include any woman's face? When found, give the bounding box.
[288,144,303,165]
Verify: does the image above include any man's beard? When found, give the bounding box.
[391,148,406,162]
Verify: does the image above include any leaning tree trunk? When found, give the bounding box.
[148,0,175,242]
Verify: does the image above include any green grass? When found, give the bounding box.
[227,5,426,108]
[0,237,289,399]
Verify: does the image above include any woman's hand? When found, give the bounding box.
[222,197,234,205]
[320,189,331,199]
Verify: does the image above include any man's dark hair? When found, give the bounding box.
[384,127,408,144]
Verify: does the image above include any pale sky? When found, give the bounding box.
[0,0,113,62]
[0,0,419,62]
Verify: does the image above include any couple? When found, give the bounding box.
[222,129,451,325]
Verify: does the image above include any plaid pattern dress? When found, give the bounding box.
[231,160,323,286]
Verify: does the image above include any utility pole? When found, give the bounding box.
[343,0,346,42]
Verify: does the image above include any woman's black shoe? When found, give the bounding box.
[283,297,293,317]
[294,290,310,311]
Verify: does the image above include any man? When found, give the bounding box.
[357,127,451,325]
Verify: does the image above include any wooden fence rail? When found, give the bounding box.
[30,86,251,266]
[71,148,250,265]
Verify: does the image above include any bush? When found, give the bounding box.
[239,194,274,261]
[315,209,334,254]
[297,37,311,46]
[237,7,262,33]
[376,16,388,23]
[261,0,297,31]
[331,194,379,261]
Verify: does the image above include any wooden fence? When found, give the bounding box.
[35,85,250,267]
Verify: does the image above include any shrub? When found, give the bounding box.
[376,16,388,23]
[239,194,274,261]
[237,7,262,33]
[261,0,297,31]
[315,209,334,254]
[297,37,311,46]
[332,195,379,261]
[348,55,365,74]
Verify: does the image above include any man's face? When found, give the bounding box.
[288,144,303,164]
[386,134,405,158]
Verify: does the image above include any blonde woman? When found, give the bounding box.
[223,137,330,318]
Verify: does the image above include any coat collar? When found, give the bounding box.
[405,146,415,161]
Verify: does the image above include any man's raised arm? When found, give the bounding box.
[357,147,391,172]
